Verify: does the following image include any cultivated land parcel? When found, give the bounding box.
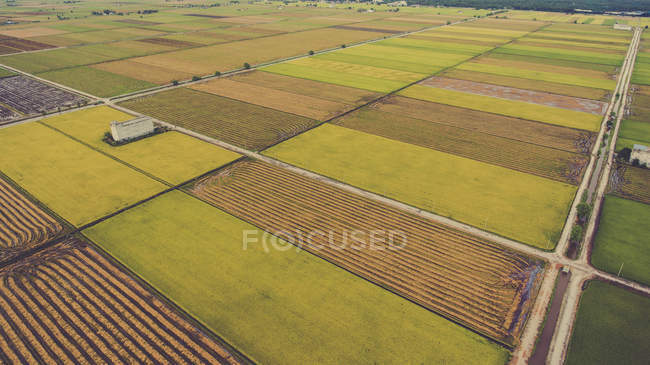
[0,1,648,364]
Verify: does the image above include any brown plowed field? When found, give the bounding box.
[0,177,62,262]
[189,159,545,346]
[334,107,587,184]
[0,237,241,364]
[191,78,353,120]
[443,69,609,101]
[118,88,319,151]
[421,77,607,115]
[0,35,53,54]
[609,164,650,204]
[372,96,595,153]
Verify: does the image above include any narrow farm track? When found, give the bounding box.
[0,237,241,364]
[189,159,544,346]
[0,177,62,262]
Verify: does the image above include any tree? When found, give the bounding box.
[618,147,631,162]
[576,202,592,224]
[172,80,179,86]
[243,62,251,69]
[632,158,640,167]
[570,225,583,244]
[308,50,314,55]
[214,71,221,76]
[341,44,346,48]
[192,75,201,81]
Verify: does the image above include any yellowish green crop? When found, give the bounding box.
[265,124,576,249]
[0,122,165,226]
[400,85,602,131]
[42,106,241,185]
[84,190,509,365]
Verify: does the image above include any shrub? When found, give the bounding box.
[243,62,251,69]
[570,225,583,244]
[577,202,592,224]
[172,80,179,86]
[308,50,314,55]
[192,76,201,81]
[341,44,346,48]
[214,71,221,76]
[618,147,631,162]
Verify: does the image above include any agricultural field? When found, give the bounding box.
[264,124,576,249]
[188,159,544,346]
[0,237,241,364]
[0,121,165,226]
[41,106,241,185]
[83,190,510,364]
[565,281,650,365]
[609,164,650,204]
[591,196,650,286]
[0,176,63,263]
[0,75,87,123]
[0,34,54,54]
[119,88,319,151]
[190,70,380,120]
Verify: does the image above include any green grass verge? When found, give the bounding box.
[37,66,157,97]
[591,196,650,286]
[566,280,650,365]
[83,190,510,365]
[456,62,617,90]
[264,124,576,249]
[399,85,601,131]
[41,106,241,185]
[0,122,165,226]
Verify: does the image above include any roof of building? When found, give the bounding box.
[633,144,648,151]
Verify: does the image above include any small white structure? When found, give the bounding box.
[613,23,632,31]
[110,116,154,142]
[631,144,650,166]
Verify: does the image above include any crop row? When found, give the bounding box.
[189,160,543,345]
[610,164,650,205]
[0,177,62,262]
[0,238,239,364]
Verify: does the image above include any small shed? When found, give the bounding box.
[110,116,154,142]
[613,23,632,31]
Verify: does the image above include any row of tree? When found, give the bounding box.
[405,0,650,14]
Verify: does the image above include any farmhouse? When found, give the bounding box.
[613,23,632,31]
[110,116,155,142]
[631,144,650,166]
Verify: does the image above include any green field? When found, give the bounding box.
[399,85,602,131]
[264,124,576,249]
[456,62,617,90]
[619,119,650,145]
[566,280,650,365]
[263,61,413,93]
[494,44,624,66]
[379,37,493,55]
[83,190,509,365]
[591,196,650,286]
[38,66,157,97]
[41,106,241,184]
[0,122,165,226]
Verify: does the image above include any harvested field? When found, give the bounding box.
[190,159,543,345]
[223,71,379,105]
[421,77,607,115]
[0,75,86,118]
[38,66,157,98]
[91,60,192,85]
[334,108,588,184]
[0,35,54,54]
[191,78,352,120]
[0,237,241,364]
[442,69,609,101]
[84,191,510,364]
[407,35,498,47]
[400,85,601,131]
[493,44,624,66]
[137,37,201,48]
[0,177,62,262]
[609,164,650,205]
[0,27,65,38]
[372,96,595,153]
[119,88,319,151]
[265,124,576,249]
[471,56,614,79]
